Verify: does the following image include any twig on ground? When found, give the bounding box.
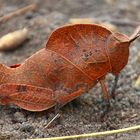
[69,18,140,27]
[0,3,37,24]
[45,113,61,129]
[103,18,140,27]
[31,124,140,140]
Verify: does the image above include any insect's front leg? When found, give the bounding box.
[99,77,110,118]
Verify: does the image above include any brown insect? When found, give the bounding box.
[0,24,139,114]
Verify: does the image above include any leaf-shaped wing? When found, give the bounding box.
[46,24,112,79]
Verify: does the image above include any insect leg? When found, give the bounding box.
[110,74,119,99]
[99,78,110,117]
[54,88,86,115]
[56,88,86,106]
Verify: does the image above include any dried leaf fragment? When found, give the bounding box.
[69,18,118,32]
[69,18,94,24]
[0,28,28,51]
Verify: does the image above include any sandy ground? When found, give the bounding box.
[0,0,140,139]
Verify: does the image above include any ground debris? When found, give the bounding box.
[0,28,28,51]
[134,75,140,90]
[0,3,37,24]
[0,132,15,140]
[69,18,118,32]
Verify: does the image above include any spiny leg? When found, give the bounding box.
[110,74,119,99]
[99,78,110,118]
[54,87,86,113]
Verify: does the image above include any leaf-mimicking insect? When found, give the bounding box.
[0,24,139,115]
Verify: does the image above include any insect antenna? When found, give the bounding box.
[129,26,140,43]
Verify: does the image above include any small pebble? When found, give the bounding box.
[25,12,34,19]
[20,122,34,133]
[0,120,4,125]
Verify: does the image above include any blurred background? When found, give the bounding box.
[0,0,140,139]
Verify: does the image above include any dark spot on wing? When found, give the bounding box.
[82,49,87,52]
[17,85,27,93]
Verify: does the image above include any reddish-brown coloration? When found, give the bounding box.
[0,24,139,111]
